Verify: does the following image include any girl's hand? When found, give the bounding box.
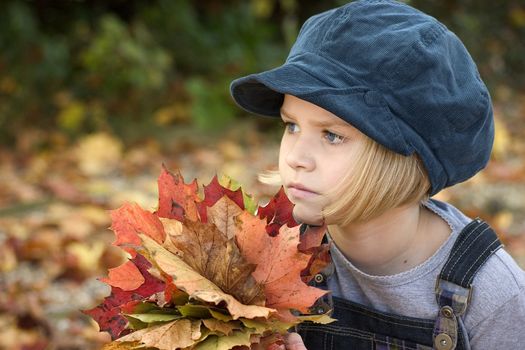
[284,333,307,350]
[251,332,307,350]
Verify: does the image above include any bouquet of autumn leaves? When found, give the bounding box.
[84,166,334,350]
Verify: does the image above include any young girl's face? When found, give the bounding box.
[279,94,366,225]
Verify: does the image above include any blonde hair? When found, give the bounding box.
[258,134,431,226]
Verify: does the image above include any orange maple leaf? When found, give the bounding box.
[100,260,145,291]
[156,165,200,221]
[235,211,327,314]
[111,202,166,256]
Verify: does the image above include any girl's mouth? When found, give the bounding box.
[287,186,318,199]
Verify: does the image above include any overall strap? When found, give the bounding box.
[433,218,502,350]
[299,223,334,315]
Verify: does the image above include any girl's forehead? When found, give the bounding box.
[281,94,361,133]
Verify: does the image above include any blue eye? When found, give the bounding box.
[325,131,345,144]
[284,122,299,133]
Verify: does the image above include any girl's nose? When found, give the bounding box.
[285,137,315,171]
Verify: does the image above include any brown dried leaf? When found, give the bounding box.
[116,319,202,350]
[207,196,244,239]
[160,217,265,305]
[202,318,242,336]
[101,341,143,350]
[139,234,275,320]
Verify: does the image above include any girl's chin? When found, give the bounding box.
[292,206,324,226]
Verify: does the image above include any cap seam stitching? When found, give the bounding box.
[319,6,346,52]
[390,113,449,190]
[387,22,447,86]
[303,51,371,90]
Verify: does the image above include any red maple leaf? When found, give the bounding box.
[257,187,298,236]
[197,175,245,222]
[83,254,165,339]
[297,224,331,283]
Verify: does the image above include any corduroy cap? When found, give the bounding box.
[229,0,494,196]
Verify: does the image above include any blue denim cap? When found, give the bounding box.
[229,0,494,196]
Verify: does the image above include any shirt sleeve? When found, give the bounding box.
[468,288,525,349]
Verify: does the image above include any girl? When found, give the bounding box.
[229,0,525,349]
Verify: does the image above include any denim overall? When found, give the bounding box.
[298,218,502,350]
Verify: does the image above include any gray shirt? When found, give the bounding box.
[327,198,525,349]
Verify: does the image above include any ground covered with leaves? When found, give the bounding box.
[1,115,525,349]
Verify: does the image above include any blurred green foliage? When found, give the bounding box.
[0,0,523,146]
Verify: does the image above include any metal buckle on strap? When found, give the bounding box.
[434,278,473,316]
[433,280,471,350]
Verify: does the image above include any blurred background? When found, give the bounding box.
[0,0,524,348]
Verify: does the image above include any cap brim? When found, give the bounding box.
[230,63,327,118]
